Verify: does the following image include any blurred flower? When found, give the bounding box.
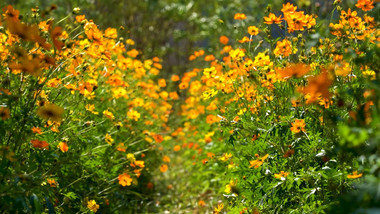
[31,139,49,150]
[32,127,43,134]
[219,153,232,162]
[160,164,168,172]
[162,155,171,163]
[274,171,289,179]
[347,171,363,179]
[173,145,181,152]
[219,35,229,45]
[37,103,64,122]
[234,13,247,20]
[214,203,224,214]
[0,107,11,120]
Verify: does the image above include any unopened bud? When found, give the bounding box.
[73,7,81,14]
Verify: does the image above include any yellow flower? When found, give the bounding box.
[219,153,232,162]
[203,89,218,100]
[203,67,217,78]
[85,104,99,115]
[224,179,237,194]
[214,203,224,214]
[87,200,99,212]
[127,109,140,121]
[103,110,114,120]
[105,133,114,145]
[274,171,289,179]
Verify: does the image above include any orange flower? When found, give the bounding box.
[198,200,206,207]
[274,171,289,179]
[219,35,229,45]
[162,155,171,163]
[158,79,166,87]
[281,2,297,14]
[173,145,181,152]
[286,11,307,32]
[355,0,374,11]
[290,119,306,134]
[58,142,68,152]
[153,134,164,143]
[347,171,363,179]
[283,149,295,158]
[118,173,132,186]
[264,13,282,24]
[249,154,269,168]
[31,139,49,150]
[194,50,205,57]
[127,49,139,58]
[75,15,86,23]
[84,21,103,43]
[50,26,65,51]
[273,39,292,57]
[206,114,219,124]
[171,75,180,82]
[276,63,311,79]
[130,160,145,168]
[248,26,259,35]
[204,54,215,61]
[3,5,20,21]
[32,127,43,134]
[179,82,189,90]
[297,70,333,103]
[0,107,11,120]
[116,143,127,152]
[238,36,252,43]
[340,9,358,23]
[12,59,43,77]
[160,164,168,172]
[47,178,57,187]
[103,109,114,120]
[104,27,117,39]
[234,13,247,20]
[147,182,154,189]
[169,92,179,100]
